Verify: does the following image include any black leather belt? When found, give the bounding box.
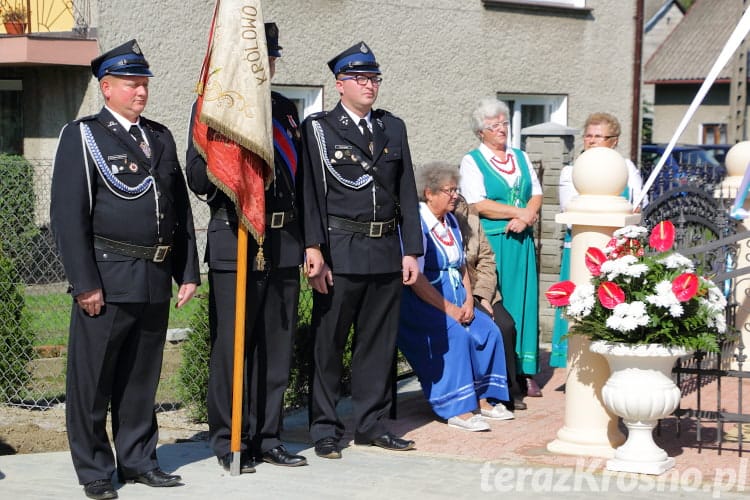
[94,235,171,263]
[213,207,295,229]
[327,215,397,238]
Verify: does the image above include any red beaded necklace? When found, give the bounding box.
[431,220,455,246]
[490,153,516,175]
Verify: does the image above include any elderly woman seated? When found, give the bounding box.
[397,161,513,432]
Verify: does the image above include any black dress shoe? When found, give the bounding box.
[314,437,341,459]
[218,452,256,473]
[121,468,181,487]
[262,445,307,466]
[502,399,527,411]
[83,479,117,500]
[355,432,415,451]
[262,445,308,466]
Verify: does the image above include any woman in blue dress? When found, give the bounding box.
[398,162,512,432]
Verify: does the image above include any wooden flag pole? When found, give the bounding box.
[229,223,249,476]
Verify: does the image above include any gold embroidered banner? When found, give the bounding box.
[193,0,273,241]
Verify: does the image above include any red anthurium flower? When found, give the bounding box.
[585,247,607,276]
[649,220,675,252]
[597,282,625,309]
[672,273,699,302]
[546,281,576,306]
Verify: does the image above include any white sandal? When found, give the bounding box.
[481,404,515,420]
[446,414,490,432]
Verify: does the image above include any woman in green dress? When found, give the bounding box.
[459,97,543,397]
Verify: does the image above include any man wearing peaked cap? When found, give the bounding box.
[51,40,200,499]
[301,41,423,459]
[186,21,307,474]
[327,41,381,75]
[90,39,154,80]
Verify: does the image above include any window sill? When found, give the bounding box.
[481,0,593,15]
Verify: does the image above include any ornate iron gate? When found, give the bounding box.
[641,165,749,455]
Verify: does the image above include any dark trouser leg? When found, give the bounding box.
[351,274,402,442]
[206,270,261,458]
[250,267,300,454]
[309,275,360,443]
[66,302,120,485]
[111,302,169,478]
[491,301,521,398]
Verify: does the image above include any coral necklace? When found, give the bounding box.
[432,219,455,246]
[490,153,516,175]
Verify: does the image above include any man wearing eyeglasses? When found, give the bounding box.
[300,41,423,459]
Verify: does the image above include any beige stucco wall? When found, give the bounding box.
[19,0,637,340]
[86,0,636,166]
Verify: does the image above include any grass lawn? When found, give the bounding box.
[24,280,209,346]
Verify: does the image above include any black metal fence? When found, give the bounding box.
[641,159,749,455]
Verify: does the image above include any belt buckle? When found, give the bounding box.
[270,212,285,229]
[368,221,384,238]
[153,245,170,263]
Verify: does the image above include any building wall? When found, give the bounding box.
[24,0,637,341]
[85,0,636,166]
[652,83,733,144]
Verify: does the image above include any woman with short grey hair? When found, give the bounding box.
[459,97,544,399]
[469,98,511,138]
[398,160,513,432]
[415,162,459,202]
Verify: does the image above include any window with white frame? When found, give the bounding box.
[701,123,726,145]
[497,93,568,149]
[272,85,323,121]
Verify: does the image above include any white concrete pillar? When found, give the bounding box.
[547,147,636,458]
[723,142,750,370]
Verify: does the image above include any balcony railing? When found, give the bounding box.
[1,0,92,36]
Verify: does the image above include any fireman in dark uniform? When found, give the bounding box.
[301,41,423,459]
[185,23,307,473]
[50,40,200,499]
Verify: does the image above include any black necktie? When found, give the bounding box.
[359,118,373,153]
[129,124,151,158]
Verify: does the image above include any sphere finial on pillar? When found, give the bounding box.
[725,141,750,177]
[567,146,631,214]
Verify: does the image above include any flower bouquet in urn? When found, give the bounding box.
[546,221,726,352]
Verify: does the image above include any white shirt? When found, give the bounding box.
[417,202,460,272]
[340,102,371,134]
[105,105,150,148]
[459,143,542,204]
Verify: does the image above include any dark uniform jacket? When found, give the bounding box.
[50,108,200,303]
[186,91,303,271]
[300,102,422,274]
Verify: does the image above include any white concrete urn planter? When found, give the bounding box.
[589,341,689,475]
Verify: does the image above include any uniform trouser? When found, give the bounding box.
[66,301,169,485]
[309,272,402,443]
[207,267,300,458]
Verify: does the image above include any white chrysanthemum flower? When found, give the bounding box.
[658,253,695,272]
[646,280,684,317]
[705,283,727,311]
[625,263,650,278]
[715,313,726,333]
[567,283,595,318]
[605,301,649,332]
[600,255,637,280]
[668,303,684,317]
[613,225,648,239]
